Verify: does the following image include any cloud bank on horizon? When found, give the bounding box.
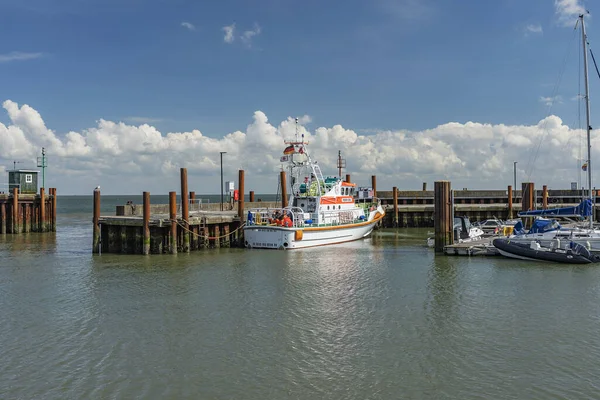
[0,100,592,195]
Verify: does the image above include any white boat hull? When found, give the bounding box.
[243,211,384,250]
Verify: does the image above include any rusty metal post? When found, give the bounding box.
[238,170,245,223]
[423,182,427,191]
[51,188,57,231]
[371,175,377,199]
[12,187,18,234]
[93,189,101,253]
[521,182,535,211]
[249,191,254,203]
[180,168,189,252]
[143,191,150,255]
[0,202,5,234]
[507,185,513,219]
[280,171,288,208]
[434,181,453,252]
[542,185,548,209]
[346,174,351,183]
[393,186,398,227]
[169,191,177,254]
[189,191,196,211]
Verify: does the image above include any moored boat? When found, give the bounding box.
[243,120,385,250]
[493,238,600,264]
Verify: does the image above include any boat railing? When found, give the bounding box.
[246,206,367,227]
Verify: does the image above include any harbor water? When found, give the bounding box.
[2,196,600,399]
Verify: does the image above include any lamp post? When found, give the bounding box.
[220,151,227,211]
[513,161,517,197]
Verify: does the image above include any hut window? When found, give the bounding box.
[25,174,32,183]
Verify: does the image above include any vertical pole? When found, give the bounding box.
[280,170,288,208]
[93,189,101,253]
[180,168,189,252]
[169,191,178,254]
[371,175,377,199]
[249,190,254,202]
[507,185,513,219]
[422,182,427,191]
[12,187,18,234]
[220,151,227,211]
[238,170,245,223]
[189,191,195,211]
[542,185,548,210]
[51,188,57,231]
[39,187,46,232]
[513,161,523,197]
[0,202,5,234]
[143,191,150,255]
[434,181,452,252]
[346,174,351,183]
[393,186,398,227]
[581,15,594,227]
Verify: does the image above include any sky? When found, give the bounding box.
[0,0,599,195]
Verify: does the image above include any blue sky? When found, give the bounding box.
[1,0,590,134]
[0,0,598,194]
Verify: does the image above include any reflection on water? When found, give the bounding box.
[2,210,600,398]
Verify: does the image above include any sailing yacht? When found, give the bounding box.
[503,13,600,255]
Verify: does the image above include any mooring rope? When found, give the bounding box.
[170,219,246,240]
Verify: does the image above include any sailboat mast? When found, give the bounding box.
[581,14,593,227]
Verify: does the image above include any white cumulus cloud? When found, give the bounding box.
[241,23,261,47]
[555,0,586,27]
[0,100,594,194]
[223,23,235,43]
[525,23,543,34]
[181,22,196,31]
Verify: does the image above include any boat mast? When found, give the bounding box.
[581,13,593,228]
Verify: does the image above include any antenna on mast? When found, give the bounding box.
[295,117,299,142]
[337,150,346,178]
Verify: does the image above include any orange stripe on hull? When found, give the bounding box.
[303,211,384,232]
[319,196,355,204]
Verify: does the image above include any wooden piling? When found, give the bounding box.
[180,168,189,253]
[169,191,177,254]
[12,187,18,234]
[0,202,5,234]
[143,191,150,255]
[249,190,254,202]
[542,185,548,209]
[393,186,398,227]
[238,170,245,223]
[507,185,513,219]
[371,175,377,198]
[346,174,351,183]
[434,181,453,252]
[280,171,288,208]
[93,189,101,253]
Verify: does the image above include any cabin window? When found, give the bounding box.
[327,206,330,210]
[25,174,32,183]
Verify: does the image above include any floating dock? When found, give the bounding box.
[442,237,500,256]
